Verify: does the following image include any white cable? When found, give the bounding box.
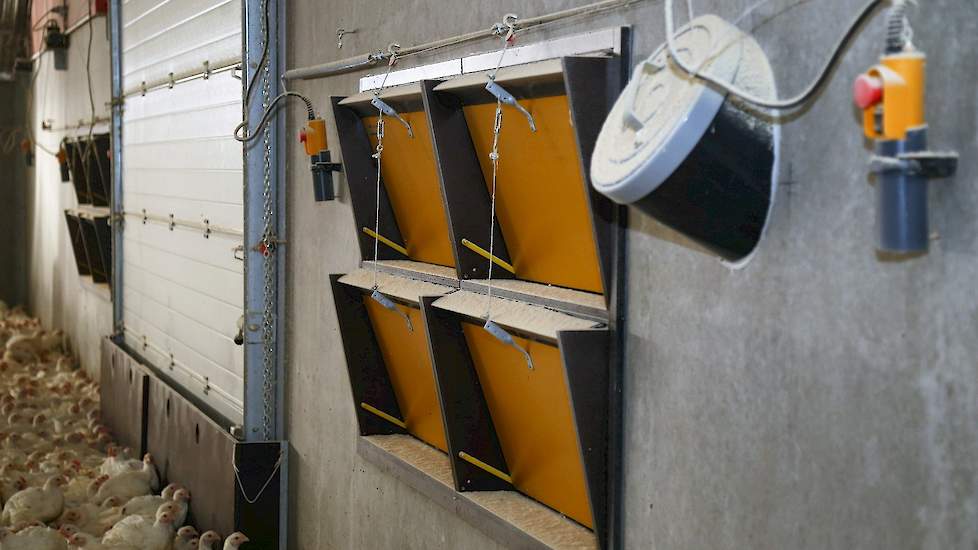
[663,0,885,109]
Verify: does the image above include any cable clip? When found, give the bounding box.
[485,80,536,132]
[370,97,414,138]
[140,81,147,96]
[167,73,175,89]
[202,60,210,80]
[141,209,147,225]
[202,218,211,239]
[168,214,175,231]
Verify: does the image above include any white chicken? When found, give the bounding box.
[173,525,199,550]
[92,455,157,504]
[0,524,68,550]
[100,508,175,550]
[0,309,249,547]
[1,476,65,525]
[196,530,222,550]
[222,532,250,549]
[118,483,180,520]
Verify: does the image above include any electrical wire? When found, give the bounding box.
[244,0,270,106]
[233,91,314,142]
[663,0,885,109]
[233,0,317,143]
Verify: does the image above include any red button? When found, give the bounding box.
[853,74,883,109]
[298,129,307,143]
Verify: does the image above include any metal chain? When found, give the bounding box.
[259,0,275,441]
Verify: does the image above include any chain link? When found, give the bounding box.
[259,0,275,441]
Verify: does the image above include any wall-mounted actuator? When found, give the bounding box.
[299,118,341,202]
[854,3,957,254]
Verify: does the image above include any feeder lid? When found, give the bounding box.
[591,15,774,204]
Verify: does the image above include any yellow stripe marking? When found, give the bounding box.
[359,402,407,429]
[460,238,516,274]
[458,451,513,483]
[362,227,408,256]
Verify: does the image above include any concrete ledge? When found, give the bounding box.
[358,434,597,550]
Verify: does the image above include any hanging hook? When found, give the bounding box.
[336,27,357,49]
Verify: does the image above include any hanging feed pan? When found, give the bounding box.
[591,14,777,262]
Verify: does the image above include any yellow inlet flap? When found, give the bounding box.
[462,322,592,528]
[364,113,456,268]
[463,95,604,294]
[364,296,448,452]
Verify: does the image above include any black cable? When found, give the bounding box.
[234,91,315,142]
[244,0,270,107]
[664,0,886,110]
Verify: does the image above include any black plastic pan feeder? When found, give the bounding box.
[332,83,458,272]
[330,268,454,453]
[591,15,778,263]
[422,290,613,542]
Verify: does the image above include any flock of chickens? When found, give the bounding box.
[0,302,251,550]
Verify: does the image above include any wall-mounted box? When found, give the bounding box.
[68,208,112,286]
[64,133,112,207]
[64,211,91,277]
[426,57,622,306]
[332,85,457,272]
[422,291,610,540]
[328,44,628,550]
[330,269,454,451]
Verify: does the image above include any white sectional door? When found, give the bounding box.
[120,0,244,422]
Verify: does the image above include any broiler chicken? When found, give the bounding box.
[100,508,175,550]
[196,530,222,550]
[0,308,249,547]
[0,524,67,550]
[173,525,199,550]
[119,483,180,520]
[1,476,65,525]
[222,532,250,549]
[92,455,156,504]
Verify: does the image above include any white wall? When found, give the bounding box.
[27,16,113,379]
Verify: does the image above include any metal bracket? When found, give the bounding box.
[485,80,537,131]
[202,219,211,238]
[336,28,357,49]
[369,97,414,137]
[870,150,959,178]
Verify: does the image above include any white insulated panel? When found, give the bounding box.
[121,0,244,421]
[122,0,241,87]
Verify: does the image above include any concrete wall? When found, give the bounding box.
[0,76,29,308]
[284,1,977,549]
[26,16,113,377]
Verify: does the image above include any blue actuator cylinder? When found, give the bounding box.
[876,127,929,253]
